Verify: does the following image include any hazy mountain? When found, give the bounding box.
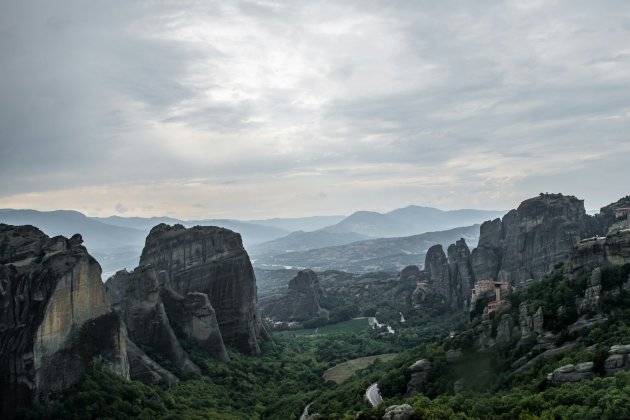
[0,209,147,278]
[247,215,346,232]
[249,230,369,257]
[0,209,146,250]
[321,206,503,237]
[93,215,182,230]
[254,224,480,273]
[0,210,291,277]
[184,219,289,245]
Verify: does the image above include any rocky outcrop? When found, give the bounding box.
[518,304,544,346]
[0,225,128,418]
[566,229,630,280]
[139,224,263,356]
[105,267,200,375]
[604,344,630,376]
[594,196,630,235]
[406,359,431,395]
[471,194,595,287]
[448,239,475,308]
[261,269,326,322]
[160,286,229,362]
[125,337,178,384]
[496,313,514,344]
[548,362,594,385]
[382,404,415,420]
[400,265,422,283]
[577,268,603,312]
[424,240,475,309]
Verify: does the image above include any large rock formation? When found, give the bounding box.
[593,196,630,235]
[471,193,595,286]
[139,224,263,356]
[160,286,229,362]
[0,225,128,418]
[424,240,475,309]
[447,239,475,308]
[260,269,326,322]
[105,267,200,375]
[566,229,630,280]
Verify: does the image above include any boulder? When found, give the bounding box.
[548,362,594,385]
[383,404,414,420]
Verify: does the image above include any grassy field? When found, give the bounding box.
[277,317,372,336]
[323,353,398,383]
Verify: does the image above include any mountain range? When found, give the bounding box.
[0,206,502,277]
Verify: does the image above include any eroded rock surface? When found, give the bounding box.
[139,224,263,356]
[471,194,594,286]
[0,225,128,418]
[105,266,200,375]
[567,230,630,280]
[160,286,229,362]
[424,240,475,309]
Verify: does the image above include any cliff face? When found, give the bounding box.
[566,230,630,280]
[104,267,200,375]
[424,240,475,309]
[471,194,594,286]
[261,269,326,322]
[139,224,262,356]
[0,224,128,418]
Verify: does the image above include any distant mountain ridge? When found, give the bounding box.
[254,225,481,273]
[321,205,504,238]
[0,205,503,277]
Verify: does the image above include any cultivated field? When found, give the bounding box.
[323,353,398,383]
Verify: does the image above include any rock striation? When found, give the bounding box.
[261,269,327,322]
[471,193,595,287]
[105,267,200,375]
[0,224,128,418]
[139,224,263,356]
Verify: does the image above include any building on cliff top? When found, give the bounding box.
[470,280,509,314]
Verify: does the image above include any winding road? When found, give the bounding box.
[365,383,383,407]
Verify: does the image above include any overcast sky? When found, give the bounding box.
[0,1,628,219]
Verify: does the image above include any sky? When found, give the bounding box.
[0,0,629,219]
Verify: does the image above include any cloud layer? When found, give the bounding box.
[1,0,629,218]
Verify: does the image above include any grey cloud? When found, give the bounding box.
[0,0,628,215]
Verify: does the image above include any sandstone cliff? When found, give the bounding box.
[139,224,263,356]
[471,193,594,286]
[0,224,128,418]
